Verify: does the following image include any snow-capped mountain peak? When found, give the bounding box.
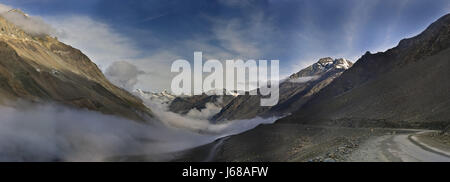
[204,89,240,97]
[333,58,351,69]
[289,57,353,80]
[134,89,176,105]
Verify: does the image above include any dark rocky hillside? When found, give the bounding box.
[281,14,450,129]
[169,93,235,115]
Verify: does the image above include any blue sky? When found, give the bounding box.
[1,0,449,91]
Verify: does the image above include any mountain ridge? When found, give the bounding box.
[210,57,353,121]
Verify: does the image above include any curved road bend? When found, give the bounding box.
[347,131,450,162]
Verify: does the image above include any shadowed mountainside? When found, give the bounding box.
[169,94,235,115]
[280,13,450,129]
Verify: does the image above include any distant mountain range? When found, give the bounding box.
[163,57,353,121]
[134,89,176,105]
[211,57,353,121]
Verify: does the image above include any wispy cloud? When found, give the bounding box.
[0,3,55,36]
[140,13,169,22]
[0,3,12,13]
[217,0,254,7]
[344,0,380,56]
[47,16,140,70]
[289,75,319,83]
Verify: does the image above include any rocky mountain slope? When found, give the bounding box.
[281,13,450,129]
[211,58,353,121]
[168,90,237,115]
[0,9,152,121]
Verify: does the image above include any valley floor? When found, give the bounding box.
[108,123,450,162]
[170,124,450,162]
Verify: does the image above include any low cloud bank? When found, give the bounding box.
[288,76,320,83]
[184,96,226,120]
[0,101,278,162]
[0,103,190,161]
[142,96,277,135]
[185,102,222,120]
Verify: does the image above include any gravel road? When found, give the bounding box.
[346,131,450,162]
